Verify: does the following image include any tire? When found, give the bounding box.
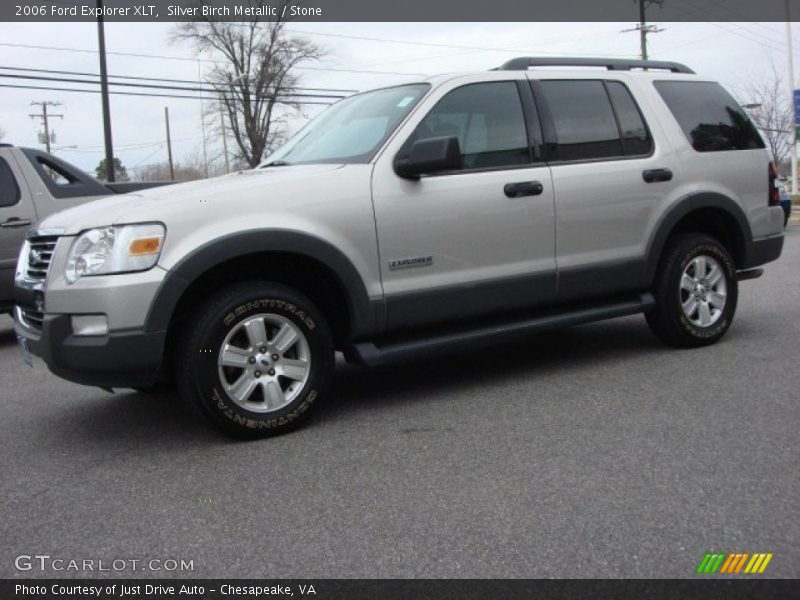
[175,281,334,439]
[646,233,738,348]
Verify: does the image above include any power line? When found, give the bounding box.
[0,71,350,100]
[0,42,429,77]
[0,83,336,105]
[357,27,633,69]
[0,65,359,94]
[287,26,636,64]
[667,0,800,55]
[679,1,800,54]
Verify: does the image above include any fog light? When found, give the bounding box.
[71,315,108,336]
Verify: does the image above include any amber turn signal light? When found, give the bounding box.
[129,237,162,255]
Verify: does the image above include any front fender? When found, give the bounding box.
[144,229,382,339]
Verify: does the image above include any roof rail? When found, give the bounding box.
[0,143,13,148]
[496,57,695,74]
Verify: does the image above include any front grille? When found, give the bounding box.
[25,235,59,282]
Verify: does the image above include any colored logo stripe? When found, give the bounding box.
[719,553,748,573]
[745,553,773,574]
[697,552,773,574]
[697,553,725,574]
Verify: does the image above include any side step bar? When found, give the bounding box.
[347,292,655,367]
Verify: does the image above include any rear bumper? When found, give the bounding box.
[14,309,166,388]
[743,233,784,270]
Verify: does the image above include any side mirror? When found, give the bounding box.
[395,136,462,179]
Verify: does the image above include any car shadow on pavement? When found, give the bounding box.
[314,316,666,427]
[0,319,18,346]
[33,317,689,446]
[40,389,224,451]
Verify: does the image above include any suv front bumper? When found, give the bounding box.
[14,309,166,388]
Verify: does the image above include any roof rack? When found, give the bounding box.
[496,57,695,74]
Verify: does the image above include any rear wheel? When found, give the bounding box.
[176,281,334,439]
[646,233,738,348]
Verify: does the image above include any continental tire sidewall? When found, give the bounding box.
[184,285,333,437]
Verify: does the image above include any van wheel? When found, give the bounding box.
[646,233,738,348]
[176,282,334,439]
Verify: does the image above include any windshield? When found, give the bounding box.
[262,84,430,166]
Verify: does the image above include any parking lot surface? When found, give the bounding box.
[1,227,798,579]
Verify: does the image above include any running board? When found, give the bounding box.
[347,292,655,367]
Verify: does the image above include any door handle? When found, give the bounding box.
[642,168,673,183]
[504,181,544,198]
[0,217,32,228]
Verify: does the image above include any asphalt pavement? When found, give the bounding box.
[1,226,798,579]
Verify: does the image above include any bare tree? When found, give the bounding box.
[735,65,793,167]
[0,126,6,141]
[133,160,204,182]
[171,1,323,167]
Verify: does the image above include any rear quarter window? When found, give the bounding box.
[654,80,764,152]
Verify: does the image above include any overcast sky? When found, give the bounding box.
[0,20,796,175]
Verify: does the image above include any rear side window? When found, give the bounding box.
[37,156,74,186]
[538,80,623,161]
[654,81,764,152]
[0,157,21,207]
[536,80,654,162]
[606,81,653,156]
[21,148,111,199]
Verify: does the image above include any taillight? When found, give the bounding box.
[768,162,780,206]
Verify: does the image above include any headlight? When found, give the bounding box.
[65,223,165,284]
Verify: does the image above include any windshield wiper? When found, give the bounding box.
[261,160,292,167]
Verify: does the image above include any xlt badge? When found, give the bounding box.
[388,255,433,270]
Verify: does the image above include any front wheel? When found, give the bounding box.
[176,282,334,439]
[646,233,738,348]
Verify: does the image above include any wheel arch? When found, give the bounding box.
[644,192,752,285]
[144,230,382,346]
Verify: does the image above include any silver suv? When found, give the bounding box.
[14,57,785,438]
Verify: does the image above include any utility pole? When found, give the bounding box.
[164,106,175,181]
[96,0,115,182]
[29,101,63,154]
[220,105,230,174]
[198,60,209,178]
[622,0,664,61]
[787,0,797,194]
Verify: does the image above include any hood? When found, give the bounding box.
[38,164,346,235]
